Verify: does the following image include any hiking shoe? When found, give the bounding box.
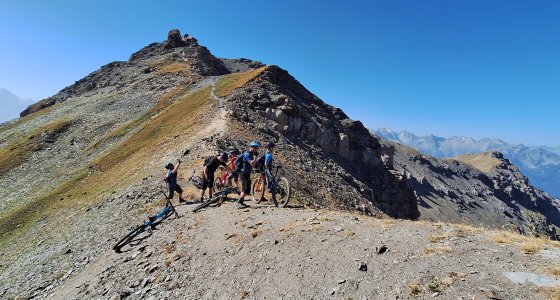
[236,202,250,209]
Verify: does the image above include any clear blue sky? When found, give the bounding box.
[1,1,558,146]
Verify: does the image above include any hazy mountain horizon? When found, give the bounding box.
[374,128,560,198]
[0,88,35,123]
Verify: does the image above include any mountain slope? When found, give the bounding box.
[0,88,34,123]
[374,128,560,198]
[1,29,559,298]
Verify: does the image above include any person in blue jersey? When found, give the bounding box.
[164,160,185,203]
[263,142,275,192]
[236,141,261,209]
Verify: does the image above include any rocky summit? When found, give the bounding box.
[1,29,559,299]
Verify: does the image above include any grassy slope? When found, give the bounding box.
[0,119,72,176]
[0,65,269,252]
[0,85,210,250]
[453,152,502,173]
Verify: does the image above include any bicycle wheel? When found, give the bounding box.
[251,175,265,203]
[192,196,221,213]
[113,224,149,253]
[271,177,291,208]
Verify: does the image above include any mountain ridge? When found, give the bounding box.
[1,29,559,299]
[374,128,560,198]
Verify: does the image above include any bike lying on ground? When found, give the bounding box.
[191,186,238,213]
[113,191,180,253]
[251,165,290,207]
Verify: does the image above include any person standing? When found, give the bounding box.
[236,141,261,208]
[200,152,230,202]
[164,160,185,203]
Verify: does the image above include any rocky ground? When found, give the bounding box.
[17,198,560,300]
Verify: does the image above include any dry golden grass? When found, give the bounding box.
[490,230,560,250]
[492,232,513,244]
[239,290,250,300]
[154,62,191,76]
[409,281,422,296]
[546,266,560,277]
[453,223,485,234]
[302,224,323,232]
[423,246,454,255]
[0,119,72,176]
[280,221,306,232]
[521,242,540,254]
[428,232,450,243]
[215,66,267,97]
[453,152,502,173]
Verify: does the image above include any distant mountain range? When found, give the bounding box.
[0,88,34,123]
[373,128,560,198]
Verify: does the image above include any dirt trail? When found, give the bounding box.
[47,200,560,300]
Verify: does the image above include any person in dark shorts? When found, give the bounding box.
[164,160,185,203]
[237,141,261,209]
[199,152,230,202]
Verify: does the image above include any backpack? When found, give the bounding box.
[233,153,244,171]
[203,156,214,167]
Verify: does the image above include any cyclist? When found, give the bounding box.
[236,141,261,209]
[263,142,275,192]
[226,148,241,192]
[164,160,185,203]
[200,152,230,202]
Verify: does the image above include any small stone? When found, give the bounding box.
[337,279,346,284]
[141,278,150,287]
[334,226,343,232]
[377,244,388,254]
[432,292,439,297]
[359,262,367,271]
[64,249,72,254]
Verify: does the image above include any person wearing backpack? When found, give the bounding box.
[164,160,185,203]
[236,141,261,209]
[199,152,230,202]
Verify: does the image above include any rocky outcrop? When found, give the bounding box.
[224,66,419,219]
[388,144,560,239]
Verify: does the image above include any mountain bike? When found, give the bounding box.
[191,186,238,212]
[113,190,180,253]
[213,166,230,190]
[251,165,290,207]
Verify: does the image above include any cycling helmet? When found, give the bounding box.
[249,141,261,148]
[229,148,240,155]
[266,142,276,149]
[219,152,228,161]
[165,162,174,170]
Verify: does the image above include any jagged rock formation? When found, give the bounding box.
[1,29,560,299]
[387,142,560,239]
[374,128,560,198]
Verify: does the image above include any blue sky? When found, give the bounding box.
[1,1,558,146]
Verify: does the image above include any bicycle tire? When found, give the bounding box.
[113,224,149,252]
[192,197,221,213]
[251,175,265,203]
[272,177,291,208]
